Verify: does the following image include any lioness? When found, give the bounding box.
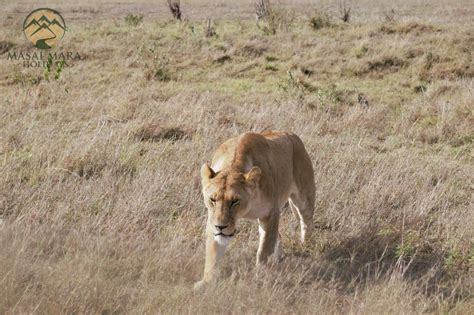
[195,131,315,289]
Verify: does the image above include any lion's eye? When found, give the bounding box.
[230,199,240,207]
[209,197,216,204]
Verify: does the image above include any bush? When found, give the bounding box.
[152,57,171,81]
[310,11,332,30]
[204,18,217,37]
[338,0,351,23]
[167,0,182,21]
[256,2,295,35]
[125,13,143,26]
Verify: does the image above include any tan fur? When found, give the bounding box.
[195,131,315,289]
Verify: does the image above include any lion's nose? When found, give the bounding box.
[214,224,229,231]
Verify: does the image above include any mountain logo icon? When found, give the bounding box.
[23,8,66,49]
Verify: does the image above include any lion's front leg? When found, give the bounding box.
[194,227,229,290]
[256,210,280,265]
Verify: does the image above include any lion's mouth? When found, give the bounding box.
[214,232,235,237]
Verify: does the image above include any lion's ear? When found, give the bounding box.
[244,166,261,187]
[201,163,216,185]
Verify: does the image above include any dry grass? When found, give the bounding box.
[0,0,473,313]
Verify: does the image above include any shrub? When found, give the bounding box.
[140,45,172,81]
[43,54,66,81]
[152,57,171,81]
[310,11,332,30]
[204,18,217,37]
[255,1,295,35]
[383,9,396,22]
[355,44,369,58]
[265,64,278,72]
[167,0,182,21]
[125,13,143,26]
[338,0,351,23]
[254,0,270,21]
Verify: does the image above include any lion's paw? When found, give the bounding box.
[193,280,208,291]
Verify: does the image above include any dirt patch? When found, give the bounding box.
[397,22,442,34]
[368,56,406,71]
[213,54,231,64]
[132,123,193,142]
[376,22,441,35]
[355,56,408,76]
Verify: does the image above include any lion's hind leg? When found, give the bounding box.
[289,193,314,244]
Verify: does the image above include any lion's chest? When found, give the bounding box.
[241,199,272,220]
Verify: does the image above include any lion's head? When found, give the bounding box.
[200,163,261,243]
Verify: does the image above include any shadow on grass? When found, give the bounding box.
[302,220,470,302]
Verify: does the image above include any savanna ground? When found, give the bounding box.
[0,0,473,313]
